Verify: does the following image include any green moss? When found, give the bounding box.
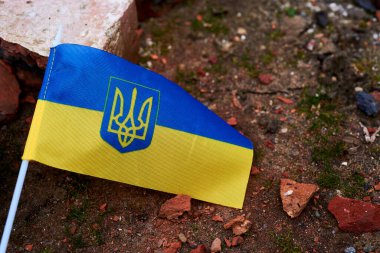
[175,69,197,86]
[284,7,297,17]
[317,166,341,189]
[342,172,366,198]
[93,229,104,246]
[205,62,227,75]
[40,248,54,253]
[190,7,229,35]
[260,50,275,65]
[268,29,284,41]
[239,51,260,78]
[353,56,380,85]
[67,201,89,223]
[272,231,302,253]
[311,140,345,165]
[72,234,86,249]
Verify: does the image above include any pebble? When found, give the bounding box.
[306,39,316,51]
[24,244,33,252]
[280,128,288,134]
[363,244,376,253]
[210,238,222,252]
[220,40,233,52]
[315,210,321,218]
[237,27,247,35]
[178,233,187,243]
[355,87,363,92]
[315,11,329,28]
[344,246,356,253]
[356,92,380,116]
[354,0,376,12]
[341,162,348,166]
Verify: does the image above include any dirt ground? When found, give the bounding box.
[1,0,380,252]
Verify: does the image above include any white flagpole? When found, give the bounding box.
[0,25,63,253]
[0,160,29,253]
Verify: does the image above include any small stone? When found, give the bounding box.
[280,128,288,134]
[277,96,294,105]
[232,219,251,235]
[24,244,33,251]
[163,242,182,253]
[99,203,107,212]
[159,195,191,220]
[220,40,233,52]
[315,210,321,218]
[223,215,245,229]
[212,215,224,222]
[355,87,363,92]
[112,215,120,221]
[237,27,247,35]
[315,11,328,28]
[341,162,348,166]
[328,196,380,232]
[178,233,187,243]
[190,245,207,253]
[280,179,319,218]
[374,182,380,191]
[354,0,376,12]
[306,39,316,51]
[356,91,379,116]
[344,246,356,253]
[224,238,231,248]
[25,116,33,124]
[258,73,273,85]
[231,236,244,246]
[227,117,238,126]
[282,16,307,38]
[363,244,375,253]
[210,238,221,253]
[151,54,159,60]
[250,166,261,176]
[21,95,36,104]
[69,224,77,234]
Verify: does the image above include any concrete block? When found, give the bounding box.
[0,0,139,68]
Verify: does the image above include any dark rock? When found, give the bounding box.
[266,119,281,134]
[315,11,329,28]
[363,244,375,253]
[328,196,380,232]
[16,67,43,90]
[375,0,380,9]
[354,0,376,12]
[356,92,380,116]
[0,61,20,122]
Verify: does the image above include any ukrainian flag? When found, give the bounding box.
[23,44,253,208]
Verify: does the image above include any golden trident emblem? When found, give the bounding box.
[107,87,153,148]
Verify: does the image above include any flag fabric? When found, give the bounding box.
[22,44,253,208]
